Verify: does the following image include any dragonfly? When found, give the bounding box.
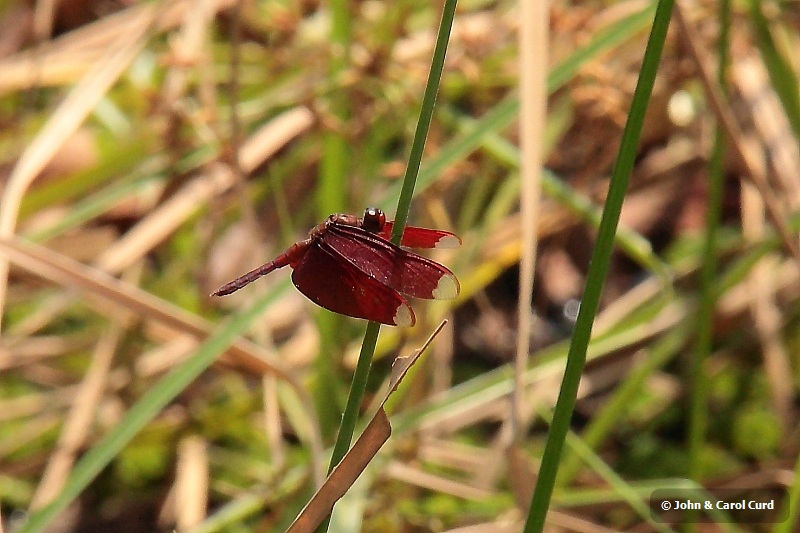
[212,207,461,326]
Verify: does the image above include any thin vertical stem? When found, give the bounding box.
[390,0,458,243]
[522,1,675,530]
[326,322,381,473]
[512,0,548,439]
[687,0,730,507]
[323,2,459,529]
[315,0,352,442]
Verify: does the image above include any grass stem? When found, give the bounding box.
[522,1,675,530]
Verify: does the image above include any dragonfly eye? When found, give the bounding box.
[362,207,386,233]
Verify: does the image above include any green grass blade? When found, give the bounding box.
[18,135,152,220]
[17,291,283,533]
[321,1,459,530]
[389,0,458,239]
[557,328,687,485]
[379,1,656,208]
[318,0,350,216]
[25,173,162,243]
[688,1,730,506]
[561,428,677,533]
[326,321,381,474]
[523,1,675,530]
[314,0,353,444]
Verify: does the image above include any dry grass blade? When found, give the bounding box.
[0,335,84,370]
[29,324,123,508]
[0,10,151,334]
[732,54,800,405]
[161,0,218,103]
[96,166,236,273]
[95,106,314,273]
[263,374,286,471]
[439,508,622,533]
[237,107,316,172]
[385,461,492,500]
[173,436,209,530]
[134,335,199,376]
[417,438,487,478]
[547,511,625,533]
[5,106,313,342]
[673,1,800,268]
[441,523,518,533]
[513,0,548,441]
[287,410,390,533]
[0,0,236,95]
[287,322,446,532]
[507,445,536,509]
[741,185,793,424]
[415,303,684,436]
[0,0,273,333]
[0,235,294,381]
[27,264,141,509]
[0,384,80,422]
[734,58,800,204]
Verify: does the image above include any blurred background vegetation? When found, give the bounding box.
[0,0,799,531]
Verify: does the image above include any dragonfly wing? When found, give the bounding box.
[379,221,462,249]
[291,243,415,327]
[325,225,460,301]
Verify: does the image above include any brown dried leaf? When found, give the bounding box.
[286,322,447,532]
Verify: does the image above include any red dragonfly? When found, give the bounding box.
[212,207,460,326]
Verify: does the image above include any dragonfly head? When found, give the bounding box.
[362,207,386,233]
